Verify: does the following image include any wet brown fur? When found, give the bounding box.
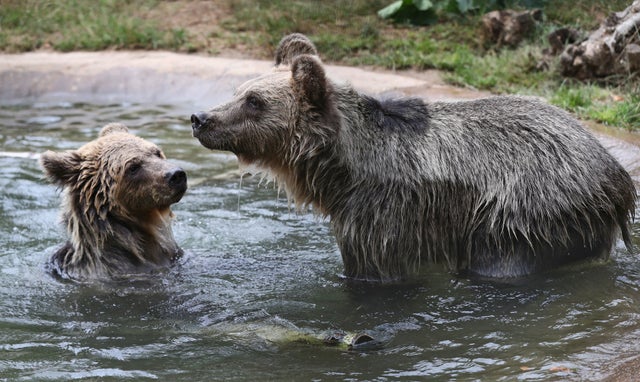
[192,34,636,282]
[41,123,187,280]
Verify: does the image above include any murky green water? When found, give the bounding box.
[1,102,640,381]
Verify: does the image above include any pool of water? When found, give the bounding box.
[1,102,640,381]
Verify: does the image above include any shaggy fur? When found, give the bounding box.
[191,33,636,282]
[41,123,187,280]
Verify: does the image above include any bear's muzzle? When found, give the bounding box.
[165,167,187,201]
[165,168,186,188]
[190,112,209,136]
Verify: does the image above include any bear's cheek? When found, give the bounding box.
[114,169,162,211]
[231,112,289,154]
[201,105,262,152]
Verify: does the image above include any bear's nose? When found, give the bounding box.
[190,112,208,131]
[166,168,187,188]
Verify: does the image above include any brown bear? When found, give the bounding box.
[191,33,636,282]
[41,123,187,281]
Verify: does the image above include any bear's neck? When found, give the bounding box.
[280,86,427,214]
[275,87,433,280]
[54,201,180,280]
[264,87,350,215]
[105,208,182,266]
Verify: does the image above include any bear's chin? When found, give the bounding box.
[170,185,188,203]
[140,207,174,225]
[156,184,187,207]
[237,156,274,178]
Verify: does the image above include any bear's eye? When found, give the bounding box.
[154,149,163,158]
[126,162,142,176]
[245,94,263,110]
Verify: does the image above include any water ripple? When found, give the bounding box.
[1,103,640,381]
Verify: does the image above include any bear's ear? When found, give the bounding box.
[291,54,328,108]
[99,123,129,137]
[275,33,319,67]
[40,150,82,186]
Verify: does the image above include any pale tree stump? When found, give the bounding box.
[560,0,640,80]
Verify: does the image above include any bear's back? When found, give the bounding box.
[335,95,635,277]
[423,96,621,209]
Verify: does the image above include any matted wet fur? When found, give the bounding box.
[191,33,636,282]
[41,123,187,281]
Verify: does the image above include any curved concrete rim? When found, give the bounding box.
[0,50,489,109]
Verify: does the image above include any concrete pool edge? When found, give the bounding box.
[0,51,490,108]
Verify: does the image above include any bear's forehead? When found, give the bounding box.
[235,70,291,96]
[79,132,159,158]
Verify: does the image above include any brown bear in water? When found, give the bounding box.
[41,123,187,280]
[191,33,636,282]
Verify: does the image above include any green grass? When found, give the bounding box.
[546,83,640,129]
[0,0,186,52]
[218,0,390,60]
[0,0,637,129]
[544,0,631,29]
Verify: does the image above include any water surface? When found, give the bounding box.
[1,102,639,381]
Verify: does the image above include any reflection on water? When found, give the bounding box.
[1,103,639,381]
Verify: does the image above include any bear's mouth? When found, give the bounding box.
[155,188,186,210]
[164,166,187,202]
[192,127,236,153]
[191,112,249,158]
[191,111,209,139]
[169,182,187,204]
[191,112,233,152]
[190,119,216,148]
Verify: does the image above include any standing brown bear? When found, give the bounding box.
[41,123,187,281]
[191,33,636,282]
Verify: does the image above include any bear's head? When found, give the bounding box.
[191,33,340,173]
[41,123,187,279]
[41,123,187,230]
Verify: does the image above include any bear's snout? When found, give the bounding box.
[191,112,209,134]
[165,168,187,191]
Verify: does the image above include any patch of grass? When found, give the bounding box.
[0,0,186,52]
[585,93,640,129]
[342,19,482,71]
[549,83,600,111]
[544,0,631,29]
[218,0,390,60]
[548,83,640,129]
